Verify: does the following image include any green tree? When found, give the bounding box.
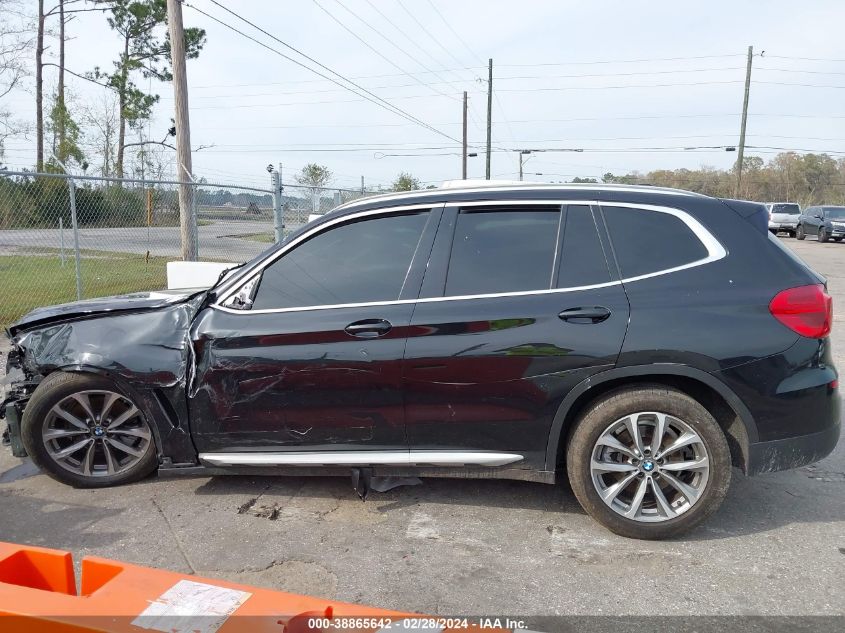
[392,172,420,191]
[46,89,85,171]
[91,0,206,177]
[295,163,333,213]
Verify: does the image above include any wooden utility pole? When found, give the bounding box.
[462,91,468,179]
[36,0,45,171]
[56,0,65,160]
[735,45,753,198]
[485,59,492,179]
[166,0,197,260]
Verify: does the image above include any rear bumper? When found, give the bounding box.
[715,337,840,475]
[747,421,840,474]
[768,221,798,231]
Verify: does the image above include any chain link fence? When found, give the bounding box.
[0,170,368,327]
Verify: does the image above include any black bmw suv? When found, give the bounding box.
[2,183,840,539]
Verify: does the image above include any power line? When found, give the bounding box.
[184,93,459,110]
[493,80,744,92]
[752,80,845,89]
[310,0,459,102]
[493,54,746,67]
[395,0,473,72]
[188,0,460,143]
[189,112,845,131]
[425,0,484,65]
[184,63,845,91]
[764,55,845,63]
[330,0,470,94]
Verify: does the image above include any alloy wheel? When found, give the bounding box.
[41,390,152,477]
[589,411,710,522]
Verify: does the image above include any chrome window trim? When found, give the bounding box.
[212,199,726,316]
[213,203,438,300]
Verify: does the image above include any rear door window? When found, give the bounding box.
[445,207,561,296]
[557,205,611,288]
[602,205,709,278]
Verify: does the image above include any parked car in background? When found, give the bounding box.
[766,202,801,236]
[797,205,845,242]
[2,183,840,540]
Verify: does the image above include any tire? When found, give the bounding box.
[835,237,843,243]
[566,385,731,540]
[819,228,830,243]
[21,372,158,488]
[796,225,805,240]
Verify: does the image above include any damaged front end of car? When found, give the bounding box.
[1,291,208,465]
[0,343,39,457]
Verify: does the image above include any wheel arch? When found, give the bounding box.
[34,365,192,466]
[546,365,757,474]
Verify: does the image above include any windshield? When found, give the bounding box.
[771,203,800,215]
[824,207,845,220]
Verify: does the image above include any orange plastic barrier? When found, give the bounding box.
[0,542,498,633]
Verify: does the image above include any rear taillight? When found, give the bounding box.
[769,284,833,338]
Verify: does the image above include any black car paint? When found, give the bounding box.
[2,185,840,480]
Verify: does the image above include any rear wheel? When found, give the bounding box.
[566,385,731,539]
[796,225,805,240]
[21,372,158,488]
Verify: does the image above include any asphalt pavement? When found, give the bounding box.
[0,220,282,262]
[0,236,842,617]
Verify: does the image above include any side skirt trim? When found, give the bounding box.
[198,450,524,468]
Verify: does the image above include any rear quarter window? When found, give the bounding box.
[602,205,709,278]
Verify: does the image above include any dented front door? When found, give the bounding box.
[187,303,411,452]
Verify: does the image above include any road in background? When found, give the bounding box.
[0,219,281,262]
[0,237,842,616]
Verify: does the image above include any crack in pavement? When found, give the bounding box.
[152,498,197,574]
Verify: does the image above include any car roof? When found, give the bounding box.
[331,181,707,216]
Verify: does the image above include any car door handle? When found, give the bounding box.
[558,306,612,324]
[345,319,392,338]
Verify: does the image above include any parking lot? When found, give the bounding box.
[0,235,842,617]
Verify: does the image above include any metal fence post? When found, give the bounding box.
[191,182,199,259]
[272,170,284,243]
[66,176,83,300]
[59,217,65,266]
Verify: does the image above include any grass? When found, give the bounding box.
[0,249,170,327]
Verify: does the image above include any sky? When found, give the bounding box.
[3,0,845,191]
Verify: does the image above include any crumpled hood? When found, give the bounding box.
[8,289,203,337]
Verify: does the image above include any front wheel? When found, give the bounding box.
[566,385,731,539]
[796,225,806,240]
[820,228,830,243]
[21,372,158,488]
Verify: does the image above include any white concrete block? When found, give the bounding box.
[166,261,236,290]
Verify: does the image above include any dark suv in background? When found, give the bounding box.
[2,183,840,539]
[797,205,845,242]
